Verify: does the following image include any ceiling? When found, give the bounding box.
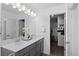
[24,3,64,12]
[2,3,64,14]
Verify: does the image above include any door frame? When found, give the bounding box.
[50,13,66,56]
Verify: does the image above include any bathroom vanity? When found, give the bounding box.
[1,37,44,56]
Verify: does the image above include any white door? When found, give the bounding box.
[65,3,79,56]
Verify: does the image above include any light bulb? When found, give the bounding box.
[5,3,9,5]
[13,5,16,8]
[22,5,26,11]
[24,11,28,14]
[31,11,34,15]
[33,13,36,16]
[28,13,31,16]
[12,4,17,8]
[18,8,22,11]
[27,9,31,13]
[30,11,34,16]
[15,3,21,8]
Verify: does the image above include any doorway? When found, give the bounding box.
[50,13,65,56]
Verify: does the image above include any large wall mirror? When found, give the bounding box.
[1,4,25,40]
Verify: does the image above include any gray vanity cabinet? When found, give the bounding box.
[15,38,44,56]
[35,40,41,56]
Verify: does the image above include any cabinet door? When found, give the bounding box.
[40,38,44,54]
[29,43,36,56]
[35,43,41,56]
[30,48,36,56]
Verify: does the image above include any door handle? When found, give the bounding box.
[65,42,70,44]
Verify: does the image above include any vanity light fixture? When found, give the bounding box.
[5,3,36,16]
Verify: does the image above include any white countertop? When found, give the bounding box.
[2,36,44,52]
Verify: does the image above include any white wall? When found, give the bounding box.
[35,4,67,55]
[66,3,79,56]
[0,3,2,56]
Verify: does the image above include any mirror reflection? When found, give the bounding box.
[2,4,25,40]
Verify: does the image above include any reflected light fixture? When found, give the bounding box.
[33,13,36,16]
[22,5,26,11]
[5,3,36,16]
[18,8,22,11]
[27,9,31,13]
[15,3,21,8]
[12,4,17,8]
[28,13,31,16]
[24,11,28,14]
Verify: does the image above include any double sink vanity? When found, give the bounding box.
[1,36,44,56]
